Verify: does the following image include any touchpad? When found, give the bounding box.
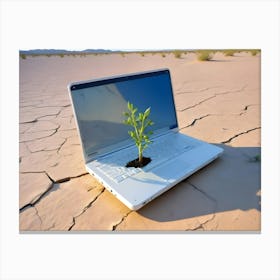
[150,157,193,182]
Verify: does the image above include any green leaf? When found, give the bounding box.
[143,144,148,149]
[123,102,154,156]
[144,107,151,117]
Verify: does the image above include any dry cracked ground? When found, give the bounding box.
[19,52,261,231]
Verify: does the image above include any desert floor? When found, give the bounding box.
[19,51,261,231]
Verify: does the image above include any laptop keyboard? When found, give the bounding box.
[94,134,197,183]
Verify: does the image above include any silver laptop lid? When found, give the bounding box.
[68,69,178,163]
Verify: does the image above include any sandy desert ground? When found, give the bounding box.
[19,51,261,231]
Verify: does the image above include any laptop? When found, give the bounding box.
[68,69,223,210]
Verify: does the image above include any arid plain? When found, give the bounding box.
[19,51,261,231]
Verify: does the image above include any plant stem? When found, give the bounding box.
[138,146,143,164]
[131,110,140,140]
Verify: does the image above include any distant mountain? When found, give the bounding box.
[83,49,114,53]
[19,49,116,55]
[19,48,195,56]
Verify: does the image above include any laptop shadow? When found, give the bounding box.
[136,144,261,224]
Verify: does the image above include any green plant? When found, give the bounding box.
[255,154,261,161]
[223,49,236,56]
[20,53,26,59]
[253,154,261,162]
[161,53,166,58]
[248,154,261,162]
[250,50,259,56]
[196,50,213,61]
[173,50,182,58]
[123,102,154,164]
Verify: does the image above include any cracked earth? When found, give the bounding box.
[19,52,261,231]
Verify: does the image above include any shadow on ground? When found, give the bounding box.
[136,144,261,222]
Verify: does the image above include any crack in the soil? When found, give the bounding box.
[68,188,106,231]
[19,182,55,212]
[36,114,61,120]
[46,223,56,231]
[19,125,61,143]
[179,96,216,112]
[185,182,217,231]
[33,205,43,229]
[19,103,69,125]
[20,114,58,125]
[222,127,261,144]
[19,171,89,212]
[112,210,133,231]
[186,213,216,231]
[20,119,38,124]
[53,172,89,184]
[239,104,258,115]
[58,128,77,132]
[187,224,203,231]
[188,182,217,203]
[22,134,73,154]
[24,122,61,134]
[34,104,71,109]
[29,147,61,154]
[186,114,211,127]
[175,86,221,96]
[22,141,32,154]
[23,141,64,154]
[179,114,215,130]
[179,85,247,112]
[57,138,67,154]
[20,170,54,179]
[200,213,217,230]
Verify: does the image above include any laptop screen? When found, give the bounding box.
[69,69,178,161]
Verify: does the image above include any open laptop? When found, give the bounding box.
[68,69,223,210]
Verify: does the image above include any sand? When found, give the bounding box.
[19,51,261,231]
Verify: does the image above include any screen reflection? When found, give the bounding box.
[70,70,177,160]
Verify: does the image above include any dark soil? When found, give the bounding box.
[125,157,151,168]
